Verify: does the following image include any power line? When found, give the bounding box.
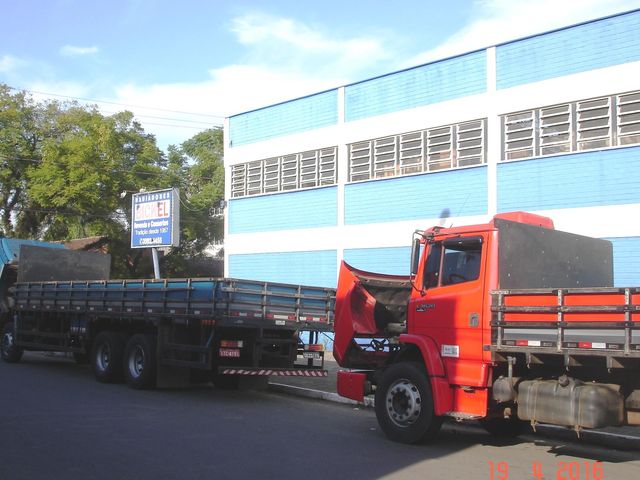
[99,108,221,127]
[6,84,227,120]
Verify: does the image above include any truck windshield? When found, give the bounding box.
[424,237,482,288]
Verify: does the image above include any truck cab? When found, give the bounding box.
[334,212,640,443]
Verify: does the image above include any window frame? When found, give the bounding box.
[501,90,640,162]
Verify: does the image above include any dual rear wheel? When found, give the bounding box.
[91,331,156,389]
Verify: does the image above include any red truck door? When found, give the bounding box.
[409,234,489,416]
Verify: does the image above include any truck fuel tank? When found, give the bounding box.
[517,376,623,429]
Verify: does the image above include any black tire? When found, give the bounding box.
[1,323,23,363]
[480,416,528,438]
[375,361,443,444]
[92,331,126,383]
[123,334,157,389]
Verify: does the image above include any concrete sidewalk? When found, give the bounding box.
[269,353,640,450]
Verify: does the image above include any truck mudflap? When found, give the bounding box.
[219,367,328,377]
[337,370,368,402]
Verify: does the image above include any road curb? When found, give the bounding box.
[268,382,374,407]
[268,382,640,451]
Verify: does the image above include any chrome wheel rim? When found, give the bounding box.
[129,345,145,378]
[96,342,111,372]
[386,378,422,427]
[1,331,14,355]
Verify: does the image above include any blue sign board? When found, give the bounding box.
[131,188,180,248]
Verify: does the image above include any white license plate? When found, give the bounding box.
[302,352,321,360]
[219,348,241,358]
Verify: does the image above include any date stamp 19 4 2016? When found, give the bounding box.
[488,461,604,480]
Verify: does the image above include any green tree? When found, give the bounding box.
[1,84,225,279]
[0,85,60,236]
[162,128,225,276]
[27,106,167,277]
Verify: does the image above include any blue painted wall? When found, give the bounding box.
[344,50,486,122]
[229,90,338,146]
[344,247,411,276]
[229,187,338,234]
[228,250,337,287]
[345,166,487,225]
[605,237,640,286]
[497,147,640,212]
[496,10,640,90]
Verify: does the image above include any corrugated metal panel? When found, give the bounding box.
[229,90,338,146]
[228,250,337,288]
[496,10,640,89]
[344,166,487,225]
[344,50,486,122]
[228,187,338,234]
[605,237,640,286]
[497,146,640,211]
[343,247,411,276]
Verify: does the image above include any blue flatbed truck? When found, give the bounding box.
[0,241,334,389]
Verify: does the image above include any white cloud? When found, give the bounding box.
[107,14,398,149]
[0,54,27,73]
[404,0,640,67]
[229,12,394,81]
[18,2,640,151]
[59,45,99,57]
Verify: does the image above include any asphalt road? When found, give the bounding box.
[2,353,639,480]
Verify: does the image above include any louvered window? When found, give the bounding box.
[231,164,247,198]
[374,136,397,178]
[229,147,337,198]
[577,97,610,150]
[349,141,373,181]
[348,119,486,182]
[540,104,571,155]
[427,126,453,171]
[246,161,263,196]
[618,91,640,146]
[504,111,535,160]
[502,90,640,161]
[319,148,337,185]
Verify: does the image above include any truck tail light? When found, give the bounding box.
[304,344,324,352]
[220,340,244,348]
[578,342,606,349]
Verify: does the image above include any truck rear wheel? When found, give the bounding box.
[124,334,157,389]
[1,323,23,363]
[375,361,443,444]
[92,331,125,383]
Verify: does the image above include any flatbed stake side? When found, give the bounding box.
[0,243,334,389]
[333,211,640,443]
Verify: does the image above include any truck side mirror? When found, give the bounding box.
[410,237,421,276]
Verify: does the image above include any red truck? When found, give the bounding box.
[334,212,640,443]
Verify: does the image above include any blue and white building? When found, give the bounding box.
[223,9,640,288]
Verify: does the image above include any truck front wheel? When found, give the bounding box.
[124,334,157,389]
[92,331,125,383]
[1,323,23,363]
[375,361,443,444]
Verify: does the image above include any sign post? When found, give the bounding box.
[131,188,180,279]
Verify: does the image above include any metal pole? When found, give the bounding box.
[151,247,161,279]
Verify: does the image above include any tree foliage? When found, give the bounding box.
[0,84,225,278]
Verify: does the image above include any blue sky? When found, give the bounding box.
[1,0,639,150]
